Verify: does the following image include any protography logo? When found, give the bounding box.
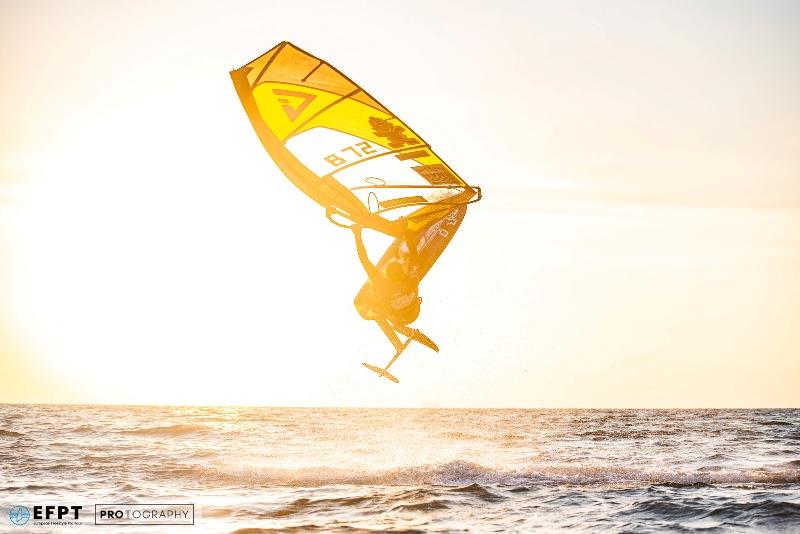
[95,503,194,526]
[8,506,30,526]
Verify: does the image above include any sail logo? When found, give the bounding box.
[272,89,316,121]
[369,117,419,148]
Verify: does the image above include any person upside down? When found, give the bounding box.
[350,223,438,353]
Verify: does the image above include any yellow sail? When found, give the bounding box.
[230,41,480,237]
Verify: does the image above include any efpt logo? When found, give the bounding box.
[8,505,30,526]
[8,505,82,526]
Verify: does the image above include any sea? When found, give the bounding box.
[1,406,799,533]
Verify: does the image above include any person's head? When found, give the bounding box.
[384,260,407,283]
[399,243,414,261]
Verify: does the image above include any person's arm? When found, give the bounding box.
[352,225,381,280]
[405,229,419,265]
[398,216,419,263]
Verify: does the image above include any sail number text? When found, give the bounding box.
[324,141,378,168]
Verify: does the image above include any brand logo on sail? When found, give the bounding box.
[369,117,419,148]
[272,89,316,121]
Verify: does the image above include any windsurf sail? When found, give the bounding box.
[230,41,481,238]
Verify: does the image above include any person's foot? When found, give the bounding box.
[411,329,439,352]
[393,325,439,352]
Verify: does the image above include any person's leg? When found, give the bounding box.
[373,319,412,372]
[376,318,405,352]
[388,321,439,352]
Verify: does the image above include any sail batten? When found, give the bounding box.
[326,144,433,176]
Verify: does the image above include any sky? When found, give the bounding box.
[1,0,798,407]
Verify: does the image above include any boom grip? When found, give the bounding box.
[326,206,355,228]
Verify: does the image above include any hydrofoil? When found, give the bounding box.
[362,320,439,383]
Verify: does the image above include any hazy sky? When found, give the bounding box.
[1,0,798,407]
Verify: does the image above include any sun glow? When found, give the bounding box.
[2,0,798,407]
[2,93,369,404]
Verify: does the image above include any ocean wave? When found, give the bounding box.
[392,499,450,512]
[654,481,712,488]
[451,482,504,501]
[200,506,239,518]
[269,495,375,518]
[0,429,23,437]
[203,459,800,488]
[623,497,800,524]
[2,484,55,491]
[230,528,423,534]
[119,424,212,437]
[439,431,479,440]
[758,420,794,427]
[621,498,707,519]
[231,529,319,534]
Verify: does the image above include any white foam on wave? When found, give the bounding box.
[203,459,800,488]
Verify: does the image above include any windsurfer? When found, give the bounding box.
[351,223,421,327]
[350,222,440,358]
